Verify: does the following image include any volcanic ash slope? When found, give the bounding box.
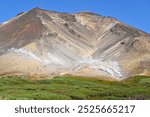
[0,8,150,80]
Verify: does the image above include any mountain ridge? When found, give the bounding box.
[0,8,150,80]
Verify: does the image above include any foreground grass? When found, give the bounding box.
[0,75,150,100]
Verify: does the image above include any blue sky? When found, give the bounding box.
[0,0,150,33]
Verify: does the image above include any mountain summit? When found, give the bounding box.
[0,8,150,80]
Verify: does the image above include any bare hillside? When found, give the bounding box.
[0,8,150,80]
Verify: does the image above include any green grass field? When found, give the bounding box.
[0,75,150,100]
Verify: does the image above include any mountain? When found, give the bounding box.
[0,8,150,80]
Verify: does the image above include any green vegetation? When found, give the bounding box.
[0,75,150,100]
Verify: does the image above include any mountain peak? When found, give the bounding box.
[0,8,150,79]
[75,11,102,17]
[28,7,44,15]
[31,7,43,12]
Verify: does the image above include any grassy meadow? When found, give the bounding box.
[0,75,150,100]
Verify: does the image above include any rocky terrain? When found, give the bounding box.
[0,8,150,80]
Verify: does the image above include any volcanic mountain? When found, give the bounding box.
[0,8,150,80]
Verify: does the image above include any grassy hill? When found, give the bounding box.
[0,75,150,100]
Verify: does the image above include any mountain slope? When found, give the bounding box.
[0,8,150,79]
